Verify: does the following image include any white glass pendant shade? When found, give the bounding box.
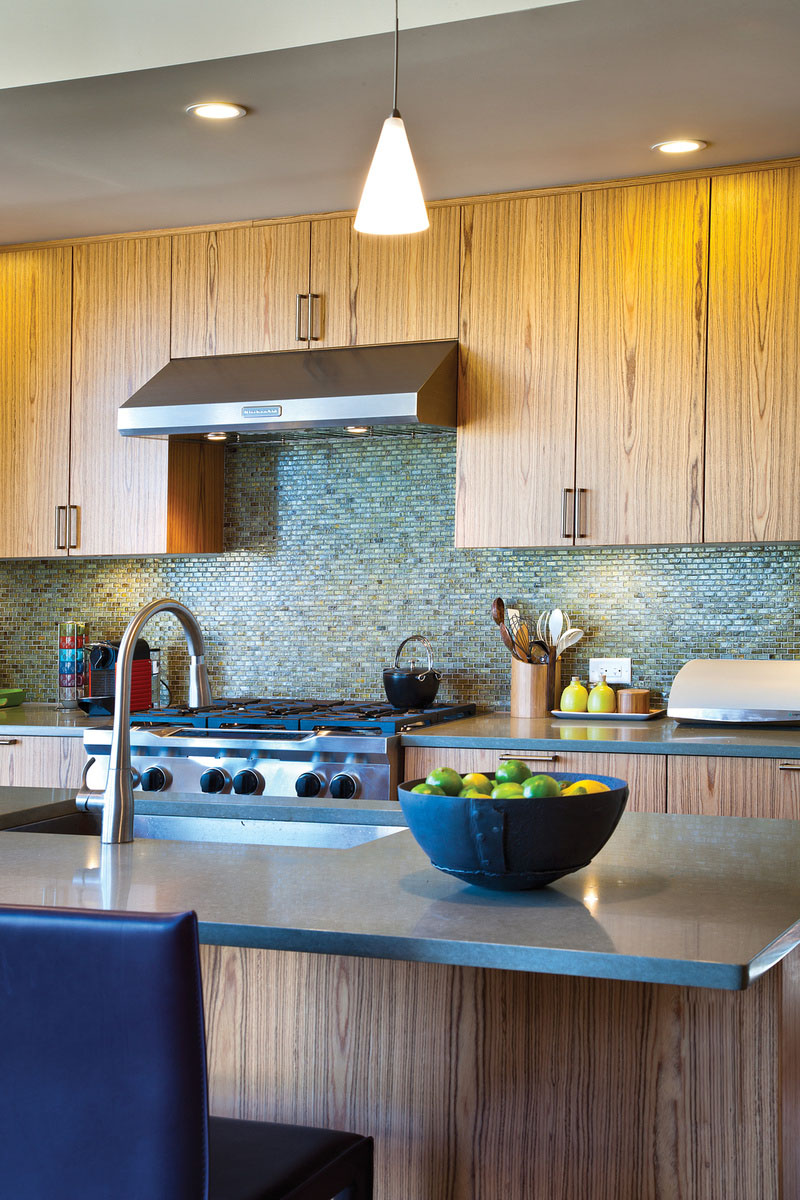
[354,115,429,235]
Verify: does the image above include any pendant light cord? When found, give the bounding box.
[392,0,400,117]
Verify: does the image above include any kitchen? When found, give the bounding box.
[1,1,800,1197]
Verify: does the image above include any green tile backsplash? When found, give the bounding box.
[1,435,798,708]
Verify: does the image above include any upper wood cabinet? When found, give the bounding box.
[456,194,581,547]
[705,165,800,543]
[171,223,311,357]
[576,179,708,546]
[71,238,223,555]
[310,208,461,347]
[0,247,72,559]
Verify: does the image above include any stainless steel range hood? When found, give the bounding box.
[118,340,458,437]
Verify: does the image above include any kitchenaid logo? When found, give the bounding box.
[241,404,283,418]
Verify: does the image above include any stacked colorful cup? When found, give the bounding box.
[57,622,86,709]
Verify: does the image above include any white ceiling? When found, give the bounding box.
[0,0,798,245]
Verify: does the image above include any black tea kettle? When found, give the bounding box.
[383,635,442,710]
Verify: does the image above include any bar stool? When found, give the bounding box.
[0,905,373,1200]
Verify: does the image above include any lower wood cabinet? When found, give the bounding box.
[403,747,666,812]
[0,735,86,790]
[667,755,800,819]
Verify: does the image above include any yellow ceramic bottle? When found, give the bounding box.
[560,677,589,712]
[587,673,616,713]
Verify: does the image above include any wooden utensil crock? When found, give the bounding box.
[511,658,561,719]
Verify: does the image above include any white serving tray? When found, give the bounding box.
[550,708,667,722]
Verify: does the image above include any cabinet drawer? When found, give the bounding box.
[0,735,86,790]
[402,747,665,813]
[667,755,800,818]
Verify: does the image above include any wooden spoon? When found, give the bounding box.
[492,597,524,660]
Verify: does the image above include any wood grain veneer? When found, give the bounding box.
[200,943,797,1199]
[402,745,666,812]
[576,178,707,545]
[667,754,800,819]
[0,734,85,789]
[456,194,580,547]
[171,223,311,356]
[310,207,461,347]
[705,165,800,542]
[0,247,72,558]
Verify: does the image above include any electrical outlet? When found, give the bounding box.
[589,657,632,685]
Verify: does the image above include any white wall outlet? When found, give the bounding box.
[589,657,632,685]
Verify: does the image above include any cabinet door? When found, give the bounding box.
[171,222,311,356]
[403,747,666,813]
[0,248,72,558]
[456,195,580,548]
[667,754,800,818]
[576,179,707,546]
[310,207,460,347]
[0,735,85,789]
[705,166,800,542]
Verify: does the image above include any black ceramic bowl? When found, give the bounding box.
[397,772,628,890]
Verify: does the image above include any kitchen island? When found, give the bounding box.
[1,786,799,1198]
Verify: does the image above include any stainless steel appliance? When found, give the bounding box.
[668,659,800,724]
[83,698,475,802]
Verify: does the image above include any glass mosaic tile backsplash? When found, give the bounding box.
[1,436,798,708]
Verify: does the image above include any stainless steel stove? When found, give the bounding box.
[83,698,475,803]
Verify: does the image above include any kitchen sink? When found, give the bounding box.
[8,811,405,849]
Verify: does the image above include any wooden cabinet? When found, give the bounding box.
[456,194,581,547]
[667,754,800,819]
[576,179,708,545]
[71,238,223,555]
[0,735,85,789]
[403,746,666,812]
[705,165,800,542]
[0,247,72,558]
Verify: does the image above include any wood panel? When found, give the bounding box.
[200,943,794,1200]
[0,247,72,558]
[456,195,580,547]
[171,223,311,356]
[310,207,460,347]
[70,238,172,555]
[165,439,225,554]
[576,179,708,545]
[0,734,85,789]
[402,746,666,812]
[705,166,800,542]
[667,754,800,818]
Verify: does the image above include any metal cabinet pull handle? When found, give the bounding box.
[0,738,18,746]
[308,293,321,341]
[68,505,80,550]
[561,489,574,539]
[295,293,308,342]
[54,505,67,550]
[575,488,588,539]
[499,753,557,763]
[778,763,800,771]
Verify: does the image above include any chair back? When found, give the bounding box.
[0,905,209,1200]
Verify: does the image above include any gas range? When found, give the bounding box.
[83,698,475,803]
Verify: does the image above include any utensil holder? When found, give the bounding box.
[510,658,561,719]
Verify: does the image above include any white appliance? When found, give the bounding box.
[668,659,800,724]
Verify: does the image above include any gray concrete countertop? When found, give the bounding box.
[0,785,798,992]
[0,703,105,737]
[401,713,800,758]
[0,786,78,829]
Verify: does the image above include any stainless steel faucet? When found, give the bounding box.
[76,599,211,843]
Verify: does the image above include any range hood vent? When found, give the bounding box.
[118,340,458,437]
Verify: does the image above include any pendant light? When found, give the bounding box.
[354,0,429,235]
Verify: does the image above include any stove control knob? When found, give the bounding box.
[295,772,323,798]
[200,768,229,794]
[233,769,262,796]
[140,766,169,793]
[329,773,358,800]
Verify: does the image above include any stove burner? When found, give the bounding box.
[132,697,476,735]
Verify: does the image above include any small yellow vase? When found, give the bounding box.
[560,676,589,712]
[587,674,616,713]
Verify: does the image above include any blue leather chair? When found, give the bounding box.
[0,905,373,1200]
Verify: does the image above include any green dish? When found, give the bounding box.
[0,688,25,709]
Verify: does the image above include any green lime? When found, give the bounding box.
[425,767,464,796]
[494,759,532,785]
[410,783,445,795]
[461,772,492,795]
[491,782,525,799]
[522,773,561,798]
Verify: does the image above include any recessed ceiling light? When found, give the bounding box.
[185,102,247,120]
[651,139,708,154]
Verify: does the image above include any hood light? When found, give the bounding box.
[651,139,708,154]
[186,102,247,120]
[345,425,371,435]
[354,1,428,236]
[205,432,228,441]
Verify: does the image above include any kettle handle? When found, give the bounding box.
[394,635,434,672]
